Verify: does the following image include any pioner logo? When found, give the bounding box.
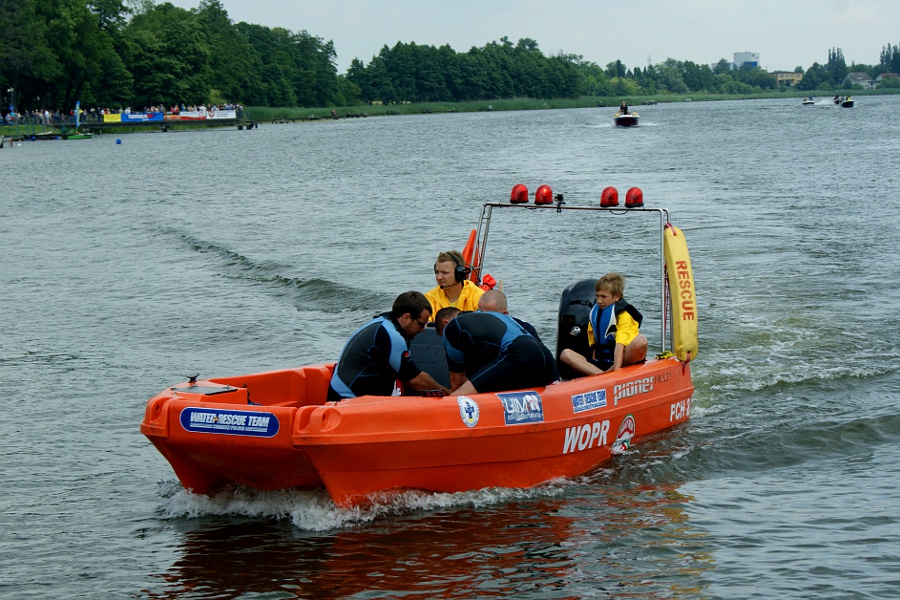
[180,408,279,437]
[613,376,656,405]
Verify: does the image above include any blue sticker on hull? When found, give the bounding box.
[571,388,607,413]
[497,391,544,425]
[179,407,280,437]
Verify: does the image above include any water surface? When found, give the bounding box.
[2,96,899,599]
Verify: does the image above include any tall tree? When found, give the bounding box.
[879,42,900,74]
[195,0,262,104]
[123,3,211,107]
[0,0,61,109]
[827,47,848,86]
[797,62,829,91]
[88,0,130,31]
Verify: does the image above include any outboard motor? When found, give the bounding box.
[556,279,596,380]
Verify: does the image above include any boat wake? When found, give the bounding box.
[157,480,568,531]
[164,227,390,312]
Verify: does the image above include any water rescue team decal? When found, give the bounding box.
[571,388,607,413]
[180,407,279,437]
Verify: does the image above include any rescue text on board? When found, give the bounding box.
[676,260,695,320]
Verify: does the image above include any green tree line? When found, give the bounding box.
[3,0,900,115]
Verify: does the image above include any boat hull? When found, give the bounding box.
[141,364,335,493]
[142,357,692,506]
[614,114,639,127]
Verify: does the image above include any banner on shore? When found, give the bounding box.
[101,109,238,123]
[168,109,237,121]
[120,112,164,123]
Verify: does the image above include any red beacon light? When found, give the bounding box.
[510,184,529,203]
[600,186,619,207]
[625,187,644,208]
[534,184,553,205]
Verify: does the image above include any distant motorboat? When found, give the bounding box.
[834,95,854,108]
[801,97,815,106]
[613,112,639,127]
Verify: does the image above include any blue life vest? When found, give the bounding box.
[588,299,642,371]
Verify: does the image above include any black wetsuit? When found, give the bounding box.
[328,313,421,401]
[514,317,540,342]
[442,311,556,393]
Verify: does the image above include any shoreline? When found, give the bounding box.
[3,89,894,136]
[248,88,896,122]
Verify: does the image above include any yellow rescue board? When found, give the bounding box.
[664,225,699,362]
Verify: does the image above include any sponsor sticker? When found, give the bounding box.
[610,438,631,456]
[179,407,279,437]
[457,396,480,428]
[614,414,636,445]
[571,388,607,413]
[120,112,164,122]
[497,391,544,425]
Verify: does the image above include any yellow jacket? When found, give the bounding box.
[425,280,485,320]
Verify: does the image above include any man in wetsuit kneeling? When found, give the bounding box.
[328,291,450,401]
[434,304,557,396]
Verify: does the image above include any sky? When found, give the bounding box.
[165,0,900,74]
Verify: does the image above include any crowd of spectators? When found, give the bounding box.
[2,103,242,126]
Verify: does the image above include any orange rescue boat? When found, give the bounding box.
[141,186,698,507]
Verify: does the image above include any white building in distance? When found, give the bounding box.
[733,52,760,68]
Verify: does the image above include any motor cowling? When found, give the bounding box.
[556,278,597,380]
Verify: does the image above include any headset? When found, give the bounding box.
[436,252,470,286]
